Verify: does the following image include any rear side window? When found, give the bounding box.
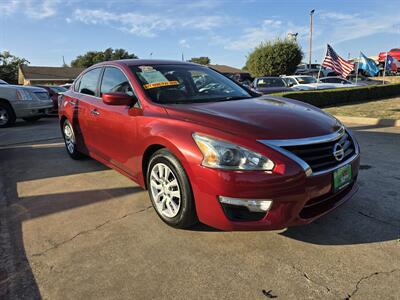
[78,68,102,96]
[100,67,134,96]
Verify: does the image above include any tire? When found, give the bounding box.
[0,102,16,128]
[62,119,84,160]
[23,116,41,122]
[147,149,198,228]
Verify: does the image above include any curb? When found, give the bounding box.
[334,115,400,127]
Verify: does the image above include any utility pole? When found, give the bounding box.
[309,9,315,70]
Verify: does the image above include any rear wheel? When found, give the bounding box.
[147,149,197,228]
[23,116,41,122]
[0,102,16,128]
[62,119,84,159]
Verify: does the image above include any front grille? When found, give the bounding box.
[282,131,356,173]
[34,91,50,100]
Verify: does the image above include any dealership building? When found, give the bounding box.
[18,65,84,86]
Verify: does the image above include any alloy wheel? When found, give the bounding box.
[150,163,181,218]
[0,107,9,126]
[63,123,75,154]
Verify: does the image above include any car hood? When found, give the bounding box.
[255,87,293,94]
[0,84,47,93]
[165,96,341,140]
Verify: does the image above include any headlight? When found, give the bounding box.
[193,133,275,171]
[16,90,33,100]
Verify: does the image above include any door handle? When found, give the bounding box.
[91,109,100,116]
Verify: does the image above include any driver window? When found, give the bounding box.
[101,67,134,97]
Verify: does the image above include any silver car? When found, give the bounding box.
[0,84,53,127]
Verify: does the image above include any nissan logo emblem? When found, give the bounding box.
[333,143,345,161]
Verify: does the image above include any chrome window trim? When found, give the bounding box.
[260,126,345,147]
[258,127,359,177]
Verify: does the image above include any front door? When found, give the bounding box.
[89,66,138,174]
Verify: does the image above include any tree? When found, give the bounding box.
[71,48,138,68]
[245,39,303,77]
[0,51,30,84]
[189,57,210,65]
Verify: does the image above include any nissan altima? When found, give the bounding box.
[59,60,360,230]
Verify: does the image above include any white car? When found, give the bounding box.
[281,75,338,90]
[295,63,333,77]
[0,84,53,127]
[318,77,359,88]
[0,79,8,85]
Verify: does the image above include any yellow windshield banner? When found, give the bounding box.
[143,81,179,89]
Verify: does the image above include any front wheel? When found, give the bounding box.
[147,149,198,228]
[0,102,16,128]
[62,119,84,160]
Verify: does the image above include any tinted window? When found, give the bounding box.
[256,77,286,88]
[100,67,134,96]
[284,77,297,86]
[78,68,102,96]
[51,86,67,93]
[296,76,317,84]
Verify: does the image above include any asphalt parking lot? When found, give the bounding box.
[0,118,399,299]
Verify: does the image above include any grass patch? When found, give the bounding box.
[323,97,400,120]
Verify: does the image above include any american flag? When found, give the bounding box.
[321,44,354,78]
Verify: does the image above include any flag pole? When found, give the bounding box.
[317,44,327,86]
[382,54,387,84]
[317,64,322,85]
[355,52,360,84]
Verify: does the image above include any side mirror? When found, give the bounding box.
[102,92,136,106]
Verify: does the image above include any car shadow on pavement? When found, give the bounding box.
[0,142,142,299]
[9,118,56,128]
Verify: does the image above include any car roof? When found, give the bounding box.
[93,59,199,68]
[256,76,282,79]
[283,75,313,78]
[319,76,346,79]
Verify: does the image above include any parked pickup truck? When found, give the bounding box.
[0,84,53,127]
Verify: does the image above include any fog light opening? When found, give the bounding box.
[218,196,273,213]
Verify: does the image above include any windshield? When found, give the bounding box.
[256,77,285,88]
[296,76,317,84]
[131,64,251,104]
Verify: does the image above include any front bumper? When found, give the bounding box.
[190,153,360,231]
[11,100,53,118]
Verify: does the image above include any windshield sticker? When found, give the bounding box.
[138,66,154,72]
[143,81,180,89]
[139,70,169,84]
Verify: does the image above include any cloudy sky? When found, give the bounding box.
[1,0,399,67]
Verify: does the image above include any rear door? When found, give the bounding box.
[88,66,138,173]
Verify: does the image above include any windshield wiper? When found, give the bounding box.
[217,96,252,101]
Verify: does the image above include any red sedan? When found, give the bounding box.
[59,60,360,231]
